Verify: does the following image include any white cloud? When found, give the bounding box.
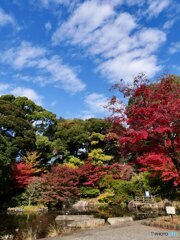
[146,0,170,18]
[0,8,15,27]
[163,19,175,30]
[52,1,115,45]
[52,1,166,83]
[11,87,43,105]
[39,0,80,10]
[45,21,52,32]
[74,92,109,119]
[0,83,43,105]
[75,110,95,120]
[37,56,86,92]
[169,42,180,54]
[1,41,86,94]
[40,0,72,6]
[98,54,160,83]
[0,83,10,92]
[2,42,46,69]
[86,13,137,58]
[85,93,108,114]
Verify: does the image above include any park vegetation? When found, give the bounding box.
[0,74,179,209]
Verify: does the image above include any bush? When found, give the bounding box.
[111,180,133,204]
[65,156,84,169]
[80,186,100,198]
[98,172,161,205]
[97,190,115,204]
[98,175,114,190]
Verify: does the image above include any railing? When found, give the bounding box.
[134,196,156,204]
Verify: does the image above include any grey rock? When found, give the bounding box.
[68,218,105,228]
[7,207,23,213]
[72,200,89,208]
[55,215,94,221]
[107,217,133,225]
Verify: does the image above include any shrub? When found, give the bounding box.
[97,190,115,204]
[65,156,84,169]
[111,180,133,204]
[80,186,100,198]
[98,175,114,190]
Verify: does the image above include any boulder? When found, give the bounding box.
[55,215,94,221]
[72,200,89,208]
[72,199,99,210]
[107,217,133,225]
[68,218,105,228]
[7,207,23,213]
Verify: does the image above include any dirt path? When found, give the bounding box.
[40,221,179,240]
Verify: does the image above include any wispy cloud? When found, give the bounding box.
[85,92,108,114]
[146,0,170,18]
[169,42,180,54]
[163,19,175,30]
[52,1,115,45]
[11,87,43,105]
[52,1,166,83]
[0,83,43,105]
[1,41,86,94]
[0,83,10,92]
[0,8,15,27]
[45,21,52,32]
[2,42,46,69]
[39,0,80,10]
[74,92,109,119]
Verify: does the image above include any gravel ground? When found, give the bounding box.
[40,221,180,240]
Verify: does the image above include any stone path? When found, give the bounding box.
[40,221,179,240]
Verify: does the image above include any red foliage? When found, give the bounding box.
[39,165,79,206]
[78,161,133,187]
[11,162,34,189]
[107,163,133,180]
[108,75,180,186]
[78,162,107,186]
[137,153,180,186]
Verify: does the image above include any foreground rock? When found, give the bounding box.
[7,207,23,213]
[68,218,105,228]
[107,217,133,225]
[55,215,94,221]
[55,215,105,229]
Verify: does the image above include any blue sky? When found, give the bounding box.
[0,0,179,119]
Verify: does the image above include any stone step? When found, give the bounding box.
[107,217,133,225]
[67,218,105,228]
[55,215,94,221]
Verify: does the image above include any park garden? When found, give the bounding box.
[0,74,179,239]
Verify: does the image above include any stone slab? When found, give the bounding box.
[67,218,105,228]
[55,215,94,221]
[107,217,133,225]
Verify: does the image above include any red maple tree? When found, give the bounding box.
[78,161,133,187]
[108,75,180,186]
[11,162,34,189]
[39,165,79,206]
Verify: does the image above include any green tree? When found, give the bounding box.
[54,119,88,156]
[0,96,36,159]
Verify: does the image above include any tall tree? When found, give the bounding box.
[54,119,88,156]
[0,96,36,159]
[108,75,180,186]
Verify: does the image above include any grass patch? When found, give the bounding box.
[23,205,46,212]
